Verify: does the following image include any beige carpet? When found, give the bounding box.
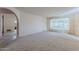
[4,32,79,51]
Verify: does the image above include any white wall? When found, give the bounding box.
[19,11,47,37]
[0,8,47,37]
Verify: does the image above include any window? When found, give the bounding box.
[49,18,70,33]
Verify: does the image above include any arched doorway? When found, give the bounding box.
[0,8,19,44]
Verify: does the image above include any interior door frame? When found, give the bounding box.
[2,14,4,36]
[0,8,19,38]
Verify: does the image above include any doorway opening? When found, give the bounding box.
[0,8,19,47]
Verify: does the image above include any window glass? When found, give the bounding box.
[50,18,70,33]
